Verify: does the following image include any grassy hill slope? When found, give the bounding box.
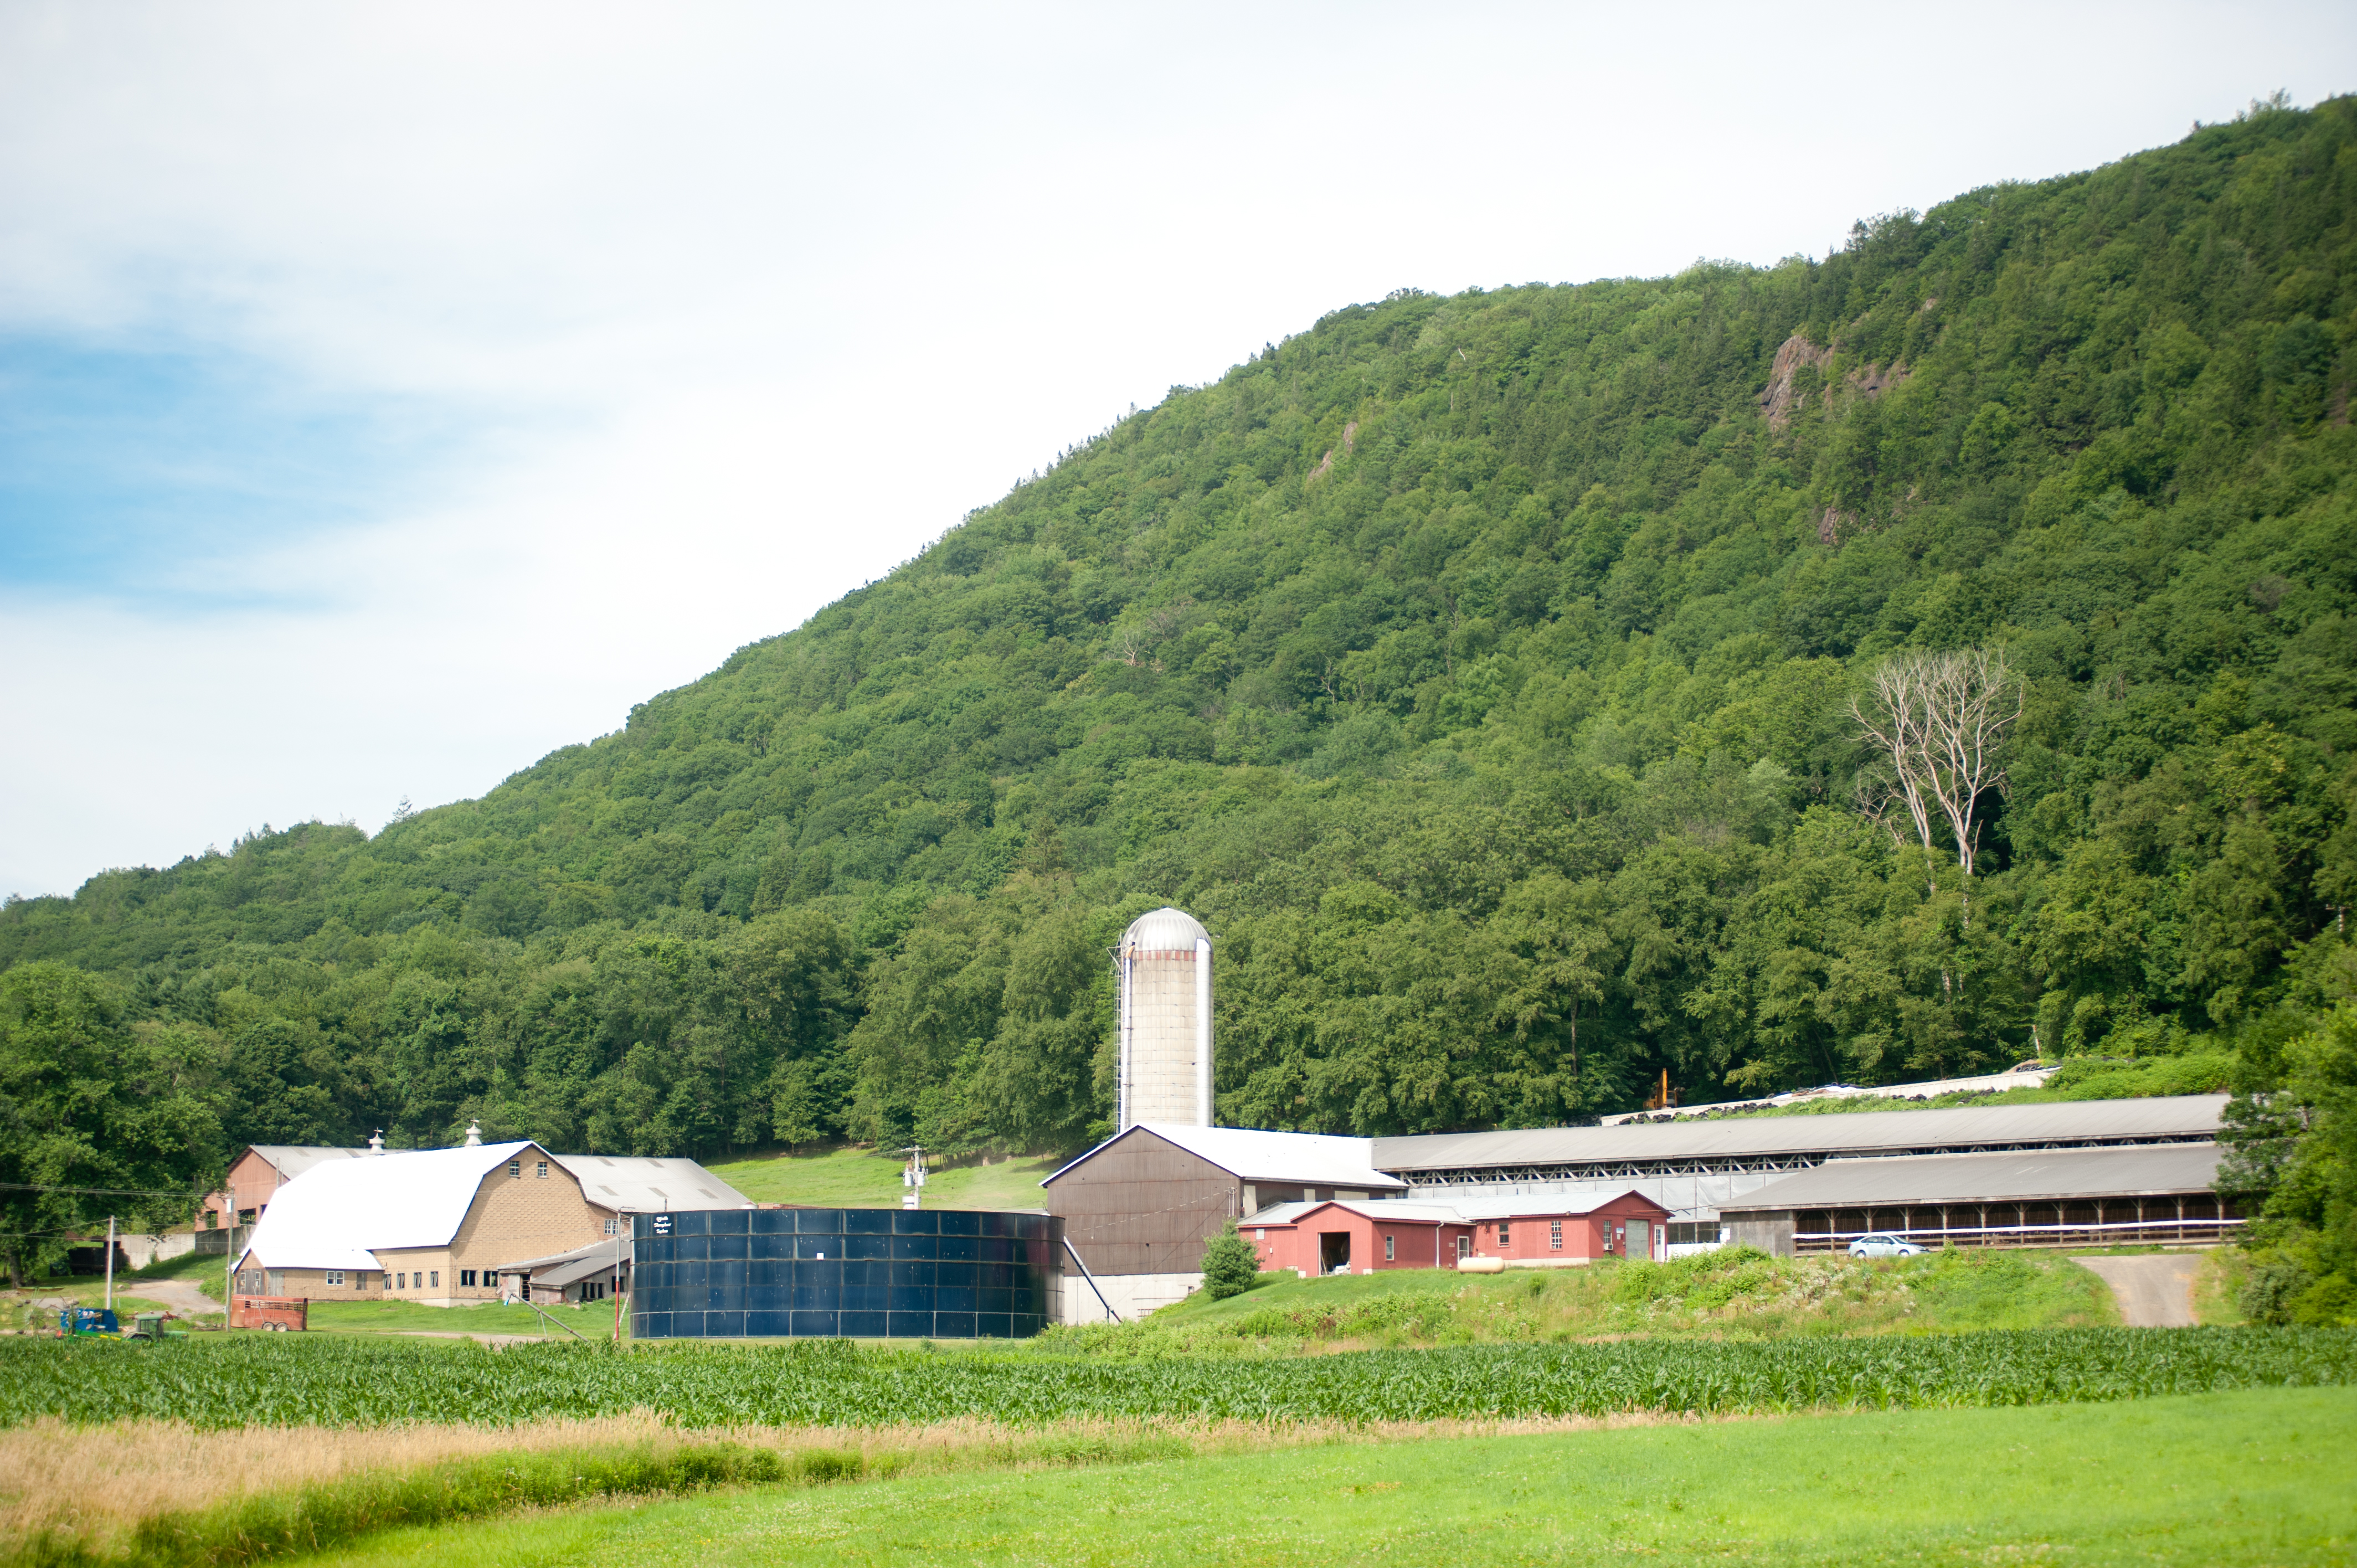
[1045,1246,2118,1354]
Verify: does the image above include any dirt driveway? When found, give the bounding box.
[2072,1253,2199,1327]
[132,1278,226,1318]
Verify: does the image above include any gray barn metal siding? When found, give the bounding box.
[1375,1095,2226,1185]
[1043,1128,1244,1277]
[1717,1143,2240,1255]
[1718,1143,2228,1210]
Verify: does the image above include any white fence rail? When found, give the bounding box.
[1794,1216,2243,1252]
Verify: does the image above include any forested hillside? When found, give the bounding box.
[6,97,2354,1193]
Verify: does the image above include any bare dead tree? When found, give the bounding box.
[1851,647,2022,912]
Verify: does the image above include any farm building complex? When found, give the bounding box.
[1042,1092,2234,1323]
[230,1138,749,1311]
[202,905,2247,1338]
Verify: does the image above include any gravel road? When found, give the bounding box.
[2072,1253,2200,1327]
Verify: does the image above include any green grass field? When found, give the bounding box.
[1052,1246,2117,1354]
[702,1145,1061,1210]
[303,1298,626,1339]
[308,1386,2356,1567]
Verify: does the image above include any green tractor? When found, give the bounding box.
[55,1307,174,1341]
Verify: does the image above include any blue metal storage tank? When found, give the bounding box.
[630,1208,1063,1339]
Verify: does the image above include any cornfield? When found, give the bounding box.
[4,1328,2351,1430]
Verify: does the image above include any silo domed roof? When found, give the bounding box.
[1121,906,1210,953]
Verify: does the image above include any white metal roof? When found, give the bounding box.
[496,1237,630,1285]
[1373,1096,2227,1172]
[1044,1123,1409,1190]
[548,1153,752,1213]
[1247,1189,1661,1226]
[1717,1143,2226,1211]
[533,1250,629,1289]
[244,1146,376,1180]
[240,1141,539,1271]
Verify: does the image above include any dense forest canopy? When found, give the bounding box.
[4,100,2354,1229]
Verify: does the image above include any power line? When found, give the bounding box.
[0,1182,208,1198]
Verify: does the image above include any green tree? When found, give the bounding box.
[1198,1220,1260,1299]
[0,964,223,1286]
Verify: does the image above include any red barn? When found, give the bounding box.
[1245,1190,1672,1276]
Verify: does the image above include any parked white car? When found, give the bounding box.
[1848,1232,1926,1258]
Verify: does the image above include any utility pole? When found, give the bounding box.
[611,1210,630,1346]
[104,1215,116,1314]
[900,1146,927,1210]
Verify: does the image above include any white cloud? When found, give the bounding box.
[4,0,2351,895]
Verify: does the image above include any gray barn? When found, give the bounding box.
[1716,1142,2240,1254]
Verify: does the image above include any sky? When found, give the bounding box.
[3,3,2353,900]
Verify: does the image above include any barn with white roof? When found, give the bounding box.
[233,1141,751,1308]
[1042,1122,1407,1320]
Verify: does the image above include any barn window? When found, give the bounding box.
[605,1218,620,1236]
[537,1161,548,1179]
[430,1271,440,1287]
[459,1270,474,1287]
[325,1271,343,1287]
[1497,1221,1510,1247]
[396,1273,406,1290]
[1550,1220,1562,1250]
[509,1162,521,1178]
[1384,1235,1395,1261]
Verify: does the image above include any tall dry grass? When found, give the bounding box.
[1,1407,1716,1552]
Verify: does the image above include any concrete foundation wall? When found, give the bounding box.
[1060,1270,1203,1324]
[121,1231,197,1269]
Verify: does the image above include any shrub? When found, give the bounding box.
[2242,1258,2315,1325]
[1199,1222,1260,1301]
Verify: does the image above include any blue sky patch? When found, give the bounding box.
[0,333,476,604]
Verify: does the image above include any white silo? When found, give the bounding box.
[1116,907,1213,1131]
